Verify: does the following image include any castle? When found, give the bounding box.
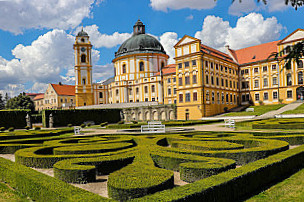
[73,20,304,120]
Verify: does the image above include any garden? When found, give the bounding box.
[1,124,304,201]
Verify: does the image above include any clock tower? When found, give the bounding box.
[73,28,94,107]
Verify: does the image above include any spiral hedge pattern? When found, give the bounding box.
[1,128,304,201]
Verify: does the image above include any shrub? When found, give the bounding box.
[80,124,86,128]
[25,126,30,130]
[0,127,5,132]
[86,123,92,127]
[0,110,30,129]
[67,124,72,127]
[8,127,14,132]
[132,120,138,124]
[100,122,108,127]
[224,107,228,112]
[118,120,124,124]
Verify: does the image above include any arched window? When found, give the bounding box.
[298,60,303,69]
[122,64,126,74]
[298,72,303,85]
[287,73,292,86]
[151,85,155,93]
[82,78,86,85]
[81,54,86,63]
[139,62,144,71]
[99,92,103,98]
[114,67,116,76]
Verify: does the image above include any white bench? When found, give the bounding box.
[246,108,254,112]
[225,119,235,128]
[141,121,165,133]
[74,126,82,135]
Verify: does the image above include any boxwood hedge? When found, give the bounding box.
[0,110,30,129]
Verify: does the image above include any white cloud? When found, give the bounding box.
[267,0,289,12]
[75,25,132,48]
[0,29,100,96]
[195,13,283,51]
[150,0,216,12]
[186,15,194,21]
[0,0,101,34]
[30,82,49,93]
[93,63,115,83]
[159,32,179,64]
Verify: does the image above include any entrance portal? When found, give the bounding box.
[296,86,304,100]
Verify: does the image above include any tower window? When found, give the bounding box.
[81,54,86,63]
[81,38,85,42]
[123,64,126,74]
[151,85,155,93]
[82,78,86,85]
[139,62,144,71]
[99,92,103,98]
[161,62,165,68]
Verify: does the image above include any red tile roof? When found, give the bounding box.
[33,94,44,101]
[154,64,176,76]
[232,40,279,65]
[201,44,235,63]
[51,84,75,96]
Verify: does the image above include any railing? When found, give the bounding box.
[141,121,166,133]
[224,119,235,128]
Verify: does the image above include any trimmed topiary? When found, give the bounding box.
[8,127,14,132]
[100,122,108,127]
[34,127,41,131]
[25,126,30,130]
[67,124,72,127]
[80,124,86,128]
[0,127,5,132]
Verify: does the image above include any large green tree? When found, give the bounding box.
[0,93,4,110]
[5,93,34,111]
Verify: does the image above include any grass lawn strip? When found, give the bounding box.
[223,104,285,117]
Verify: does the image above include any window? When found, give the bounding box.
[272,64,277,70]
[82,78,86,85]
[139,62,144,71]
[145,98,148,102]
[234,95,236,104]
[216,64,219,70]
[241,70,244,75]
[161,62,165,68]
[298,60,303,69]
[81,54,86,63]
[216,77,219,86]
[225,66,228,72]
[205,61,208,68]
[226,94,229,103]
[244,69,249,74]
[298,72,303,85]
[144,86,148,93]
[168,88,171,95]
[225,79,228,87]
[174,88,176,94]
[129,88,132,95]
[152,98,155,101]
[221,79,224,86]
[122,64,126,74]
[99,92,103,98]
[273,77,278,85]
[179,94,183,102]
[254,67,259,73]
[230,81,232,88]
[185,76,190,85]
[287,90,292,98]
[136,87,139,94]
[263,78,268,87]
[229,68,231,73]
[255,93,260,101]
[192,60,196,66]
[179,77,183,86]
[206,91,210,101]
[230,94,232,102]
[205,75,209,84]
[241,81,249,89]
[212,92,215,103]
[174,99,177,104]
[116,89,119,96]
[211,76,214,85]
[184,61,189,68]
[210,62,214,69]
[167,78,171,83]
[264,92,268,100]
[273,91,278,100]
[222,92,225,104]
[178,63,182,69]
[192,75,197,84]
[173,77,176,83]
[287,73,292,86]
[185,93,191,102]
[263,66,268,72]
[217,92,220,104]
[254,80,259,88]
[151,85,155,93]
[193,92,197,101]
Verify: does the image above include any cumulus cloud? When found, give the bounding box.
[0,0,101,34]
[93,63,115,83]
[74,25,132,48]
[150,0,216,12]
[195,13,283,51]
[159,32,179,64]
[0,29,101,96]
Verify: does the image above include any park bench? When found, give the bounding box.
[224,119,235,128]
[74,126,83,135]
[246,108,254,112]
[141,121,166,133]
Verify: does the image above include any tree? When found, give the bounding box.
[0,93,4,110]
[232,0,304,10]
[4,93,10,107]
[5,92,34,111]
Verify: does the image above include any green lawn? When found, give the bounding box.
[222,104,285,117]
[0,182,28,201]
[283,103,304,114]
[247,168,304,202]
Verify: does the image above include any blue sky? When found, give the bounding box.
[0,0,303,96]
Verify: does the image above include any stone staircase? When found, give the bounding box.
[255,102,303,119]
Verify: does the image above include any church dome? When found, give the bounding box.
[77,28,88,37]
[115,20,166,58]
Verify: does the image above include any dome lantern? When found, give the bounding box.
[133,19,145,35]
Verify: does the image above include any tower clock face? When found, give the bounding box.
[81,47,86,52]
